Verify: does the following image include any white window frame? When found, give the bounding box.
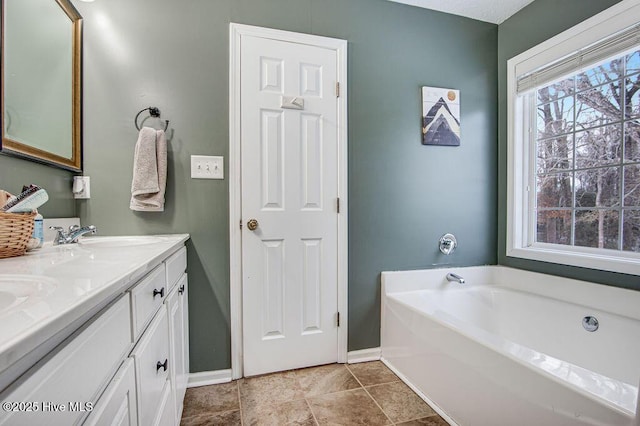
[506,0,640,276]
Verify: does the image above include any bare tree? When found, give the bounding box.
[536,56,639,250]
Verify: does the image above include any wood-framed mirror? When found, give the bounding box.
[1,0,82,171]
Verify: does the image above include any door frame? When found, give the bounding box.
[229,23,348,380]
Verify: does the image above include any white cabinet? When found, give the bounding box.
[129,245,188,426]
[164,247,186,293]
[166,275,189,421]
[0,243,189,426]
[153,380,176,426]
[130,264,167,340]
[131,307,170,426]
[0,295,132,426]
[84,358,137,426]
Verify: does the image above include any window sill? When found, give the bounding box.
[507,244,640,276]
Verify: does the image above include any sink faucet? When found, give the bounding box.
[51,225,97,245]
[446,273,465,284]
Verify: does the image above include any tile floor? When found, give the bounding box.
[180,361,449,426]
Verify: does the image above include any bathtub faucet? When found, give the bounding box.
[446,273,465,284]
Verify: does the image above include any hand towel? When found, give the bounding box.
[130,127,167,212]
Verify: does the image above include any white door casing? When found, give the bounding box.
[230,24,348,379]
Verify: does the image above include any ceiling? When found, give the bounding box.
[388,0,536,24]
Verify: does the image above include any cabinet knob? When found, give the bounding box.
[178,285,185,295]
[153,287,165,298]
[156,359,168,372]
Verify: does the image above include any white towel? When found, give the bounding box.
[130,127,167,212]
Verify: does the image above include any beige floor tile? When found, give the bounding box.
[182,382,240,418]
[308,388,391,425]
[242,399,316,426]
[366,381,435,423]
[347,361,399,387]
[396,415,450,426]
[239,370,305,410]
[295,364,361,397]
[180,409,242,426]
[179,365,448,426]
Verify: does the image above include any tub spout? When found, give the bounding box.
[446,273,465,284]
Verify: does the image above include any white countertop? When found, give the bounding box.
[0,234,189,385]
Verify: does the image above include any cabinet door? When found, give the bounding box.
[179,276,189,401]
[0,296,132,426]
[166,274,188,421]
[153,380,176,426]
[130,308,170,426]
[84,358,137,426]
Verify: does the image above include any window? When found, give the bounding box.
[507,0,640,275]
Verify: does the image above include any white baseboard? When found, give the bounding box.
[347,347,381,363]
[188,369,233,388]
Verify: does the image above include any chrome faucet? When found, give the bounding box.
[51,225,97,245]
[446,273,465,284]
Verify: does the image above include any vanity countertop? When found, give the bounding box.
[0,234,189,381]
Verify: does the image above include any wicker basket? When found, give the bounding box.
[0,211,37,259]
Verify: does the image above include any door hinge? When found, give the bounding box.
[239,219,243,230]
[337,197,340,213]
[336,82,340,98]
[336,312,340,327]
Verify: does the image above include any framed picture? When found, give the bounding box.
[422,87,460,146]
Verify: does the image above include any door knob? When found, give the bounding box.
[247,219,259,231]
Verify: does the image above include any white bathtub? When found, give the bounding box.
[381,266,640,426]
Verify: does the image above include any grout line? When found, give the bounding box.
[236,380,244,426]
[345,364,394,424]
[295,364,362,399]
[361,384,396,425]
[305,398,321,426]
[346,363,399,425]
[344,363,365,388]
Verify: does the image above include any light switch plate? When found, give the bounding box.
[191,155,224,179]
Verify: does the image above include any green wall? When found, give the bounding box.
[496,0,639,291]
[71,0,497,371]
[6,0,636,375]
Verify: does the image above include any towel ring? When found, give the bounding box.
[134,107,169,131]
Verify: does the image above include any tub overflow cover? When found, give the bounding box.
[582,316,599,332]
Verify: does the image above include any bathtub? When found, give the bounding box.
[381,266,640,426]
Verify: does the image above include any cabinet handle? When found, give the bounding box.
[156,359,168,372]
[153,287,165,298]
[178,285,185,295]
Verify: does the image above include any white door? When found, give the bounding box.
[240,34,340,376]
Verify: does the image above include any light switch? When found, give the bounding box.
[191,155,224,179]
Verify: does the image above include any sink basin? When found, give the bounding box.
[0,276,58,312]
[78,236,166,249]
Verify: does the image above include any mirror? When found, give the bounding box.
[1,0,82,171]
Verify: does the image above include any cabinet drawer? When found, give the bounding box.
[165,247,186,292]
[0,295,132,426]
[85,358,137,426]
[130,264,167,339]
[131,308,170,426]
